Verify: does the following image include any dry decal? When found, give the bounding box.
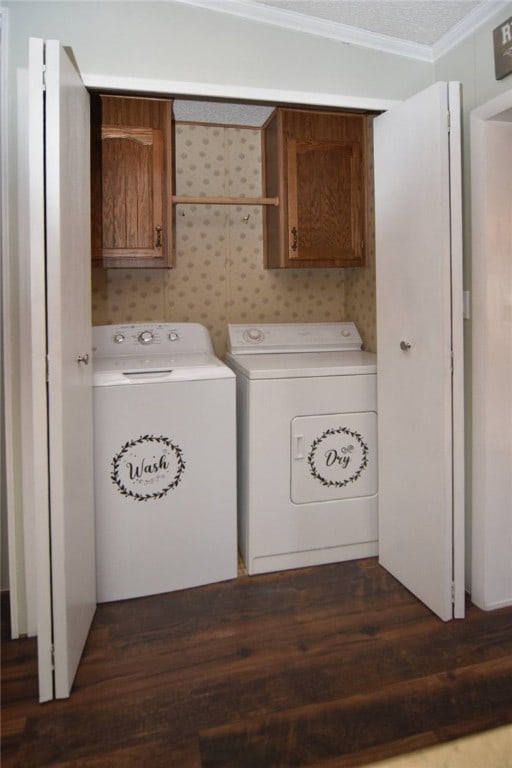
[308,427,368,488]
[111,435,186,502]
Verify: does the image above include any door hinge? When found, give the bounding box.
[447,110,451,134]
[450,349,454,374]
[46,355,50,382]
[451,582,455,604]
[41,64,47,92]
[50,644,55,670]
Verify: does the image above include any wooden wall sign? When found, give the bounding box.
[494,16,512,80]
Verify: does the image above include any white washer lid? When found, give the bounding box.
[225,350,377,379]
[93,352,234,386]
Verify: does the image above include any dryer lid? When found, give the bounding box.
[225,350,377,379]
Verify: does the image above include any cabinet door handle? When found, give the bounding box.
[290,227,298,252]
[155,225,162,248]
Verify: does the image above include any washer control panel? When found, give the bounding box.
[227,322,363,354]
[93,323,213,358]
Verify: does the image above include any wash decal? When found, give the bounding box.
[307,426,369,488]
[111,435,186,501]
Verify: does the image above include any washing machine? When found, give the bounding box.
[92,322,237,602]
[225,322,378,575]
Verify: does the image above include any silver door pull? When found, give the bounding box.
[400,341,412,351]
[77,353,89,365]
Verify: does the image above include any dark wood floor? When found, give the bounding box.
[2,557,512,767]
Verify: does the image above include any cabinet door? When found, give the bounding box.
[287,138,364,265]
[91,95,173,268]
[101,125,163,259]
[263,107,368,269]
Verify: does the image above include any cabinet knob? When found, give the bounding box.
[155,225,162,249]
[290,227,298,252]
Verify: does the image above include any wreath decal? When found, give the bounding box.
[307,426,369,488]
[111,434,186,502]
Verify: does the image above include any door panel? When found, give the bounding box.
[30,38,95,701]
[287,139,363,262]
[291,412,377,503]
[374,82,464,621]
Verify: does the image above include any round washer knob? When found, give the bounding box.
[243,328,264,344]
[113,333,125,344]
[168,331,179,342]
[138,330,154,345]
[341,329,351,337]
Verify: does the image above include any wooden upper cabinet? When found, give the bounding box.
[263,108,369,269]
[91,94,174,268]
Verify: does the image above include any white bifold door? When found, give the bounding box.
[29,38,96,701]
[374,82,465,621]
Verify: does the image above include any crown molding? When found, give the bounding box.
[172,0,512,63]
[172,0,434,61]
[432,0,510,60]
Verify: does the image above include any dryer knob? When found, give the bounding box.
[244,328,264,344]
[113,333,125,344]
[138,330,154,345]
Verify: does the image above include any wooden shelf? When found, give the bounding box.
[172,195,279,206]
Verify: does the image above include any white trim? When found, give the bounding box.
[477,597,512,611]
[83,73,399,113]
[173,0,511,63]
[471,87,512,120]
[448,81,465,619]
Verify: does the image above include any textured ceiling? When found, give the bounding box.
[250,0,484,46]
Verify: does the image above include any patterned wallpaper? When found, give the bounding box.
[91,121,376,356]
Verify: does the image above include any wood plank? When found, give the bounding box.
[198,656,512,767]
[2,559,512,767]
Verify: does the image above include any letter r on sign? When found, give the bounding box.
[503,22,512,45]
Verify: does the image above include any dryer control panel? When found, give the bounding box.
[227,322,363,354]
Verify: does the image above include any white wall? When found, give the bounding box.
[4,1,432,99]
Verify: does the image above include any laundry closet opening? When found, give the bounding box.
[89,92,379,359]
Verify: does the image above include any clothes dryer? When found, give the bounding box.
[93,323,237,602]
[225,322,377,575]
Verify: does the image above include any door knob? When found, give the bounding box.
[400,341,412,351]
[76,353,89,365]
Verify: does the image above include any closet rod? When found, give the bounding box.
[172,195,279,206]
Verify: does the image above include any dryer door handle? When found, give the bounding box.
[294,434,304,460]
